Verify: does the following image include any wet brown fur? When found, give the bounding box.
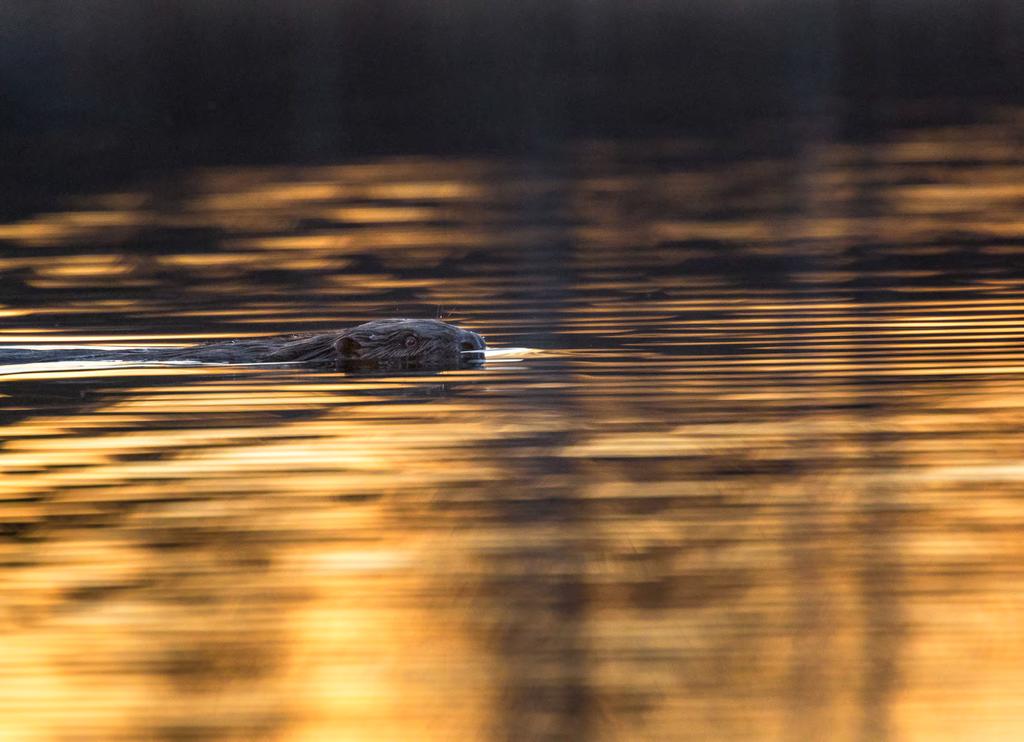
[0,319,486,371]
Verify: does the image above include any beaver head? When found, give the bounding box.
[335,318,486,370]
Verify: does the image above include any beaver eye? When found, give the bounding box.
[404,335,419,349]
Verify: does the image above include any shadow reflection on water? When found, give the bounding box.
[3,113,1024,740]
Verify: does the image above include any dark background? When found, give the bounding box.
[2,0,1022,217]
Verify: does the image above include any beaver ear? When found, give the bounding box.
[335,336,362,359]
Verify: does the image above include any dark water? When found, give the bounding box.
[3,112,1024,741]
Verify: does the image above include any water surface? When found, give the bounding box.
[2,113,1024,741]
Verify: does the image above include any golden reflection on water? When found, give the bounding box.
[3,115,1024,740]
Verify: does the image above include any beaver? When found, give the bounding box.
[0,319,487,371]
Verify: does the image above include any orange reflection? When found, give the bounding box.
[3,117,1024,741]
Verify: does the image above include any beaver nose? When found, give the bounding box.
[459,329,486,353]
